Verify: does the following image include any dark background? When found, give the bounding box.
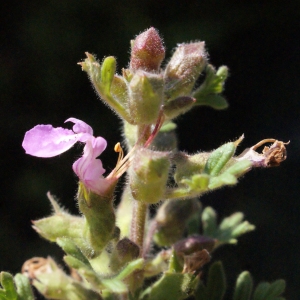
[1,0,299,298]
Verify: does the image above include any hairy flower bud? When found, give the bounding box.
[173,235,215,255]
[164,42,207,100]
[110,238,140,272]
[130,27,165,72]
[154,198,201,246]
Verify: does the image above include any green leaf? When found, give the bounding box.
[231,221,256,238]
[115,258,144,281]
[253,280,286,300]
[202,207,255,245]
[208,159,251,190]
[195,281,208,300]
[56,237,91,267]
[186,208,202,236]
[14,274,34,300]
[267,280,286,297]
[63,255,92,272]
[206,262,226,300]
[233,271,253,300]
[181,174,210,191]
[168,249,183,273]
[194,94,228,110]
[202,207,218,237]
[0,272,18,300]
[208,173,237,189]
[193,64,229,109]
[220,213,244,230]
[141,272,197,300]
[0,273,34,300]
[204,142,236,176]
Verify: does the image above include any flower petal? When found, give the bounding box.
[72,137,108,194]
[22,124,80,157]
[65,118,93,135]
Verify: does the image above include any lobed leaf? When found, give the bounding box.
[233,271,253,300]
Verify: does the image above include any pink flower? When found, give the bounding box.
[22,118,110,195]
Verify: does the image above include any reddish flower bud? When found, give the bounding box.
[130,27,165,72]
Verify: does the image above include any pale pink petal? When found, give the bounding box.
[23,118,112,195]
[65,118,93,135]
[72,137,108,194]
[90,137,107,158]
[22,125,80,157]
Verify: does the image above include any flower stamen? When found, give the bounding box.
[144,109,165,148]
[108,143,137,179]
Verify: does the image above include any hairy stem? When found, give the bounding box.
[131,200,148,254]
[130,124,152,252]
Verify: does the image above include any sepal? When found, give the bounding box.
[164,42,207,101]
[79,53,131,122]
[130,148,170,204]
[32,194,87,255]
[128,71,163,125]
[163,96,196,120]
[77,184,116,254]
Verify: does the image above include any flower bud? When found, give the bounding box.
[110,238,140,272]
[164,42,207,100]
[154,198,201,246]
[173,235,215,255]
[130,27,165,72]
[128,71,163,124]
[130,148,170,204]
[182,250,211,274]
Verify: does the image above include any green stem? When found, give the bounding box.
[130,124,151,252]
[131,201,148,253]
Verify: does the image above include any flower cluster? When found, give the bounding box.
[13,28,288,300]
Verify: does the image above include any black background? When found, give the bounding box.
[1,0,299,298]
